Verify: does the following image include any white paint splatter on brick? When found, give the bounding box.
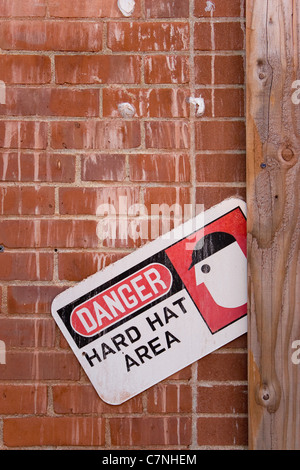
[118,102,136,118]
[117,0,135,17]
[205,1,215,12]
[188,96,205,116]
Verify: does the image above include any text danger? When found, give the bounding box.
[70,263,172,337]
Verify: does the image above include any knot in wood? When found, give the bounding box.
[256,382,281,413]
[281,147,294,162]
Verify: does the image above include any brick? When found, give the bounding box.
[58,251,126,281]
[0,186,55,215]
[194,55,212,85]
[193,23,211,50]
[0,0,46,17]
[51,120,141,150]
[107,22,189,52]
[109,417,192,447]
[0,351,80,380]
[0,219,98,248]
[197,352,247,382]
[214,55,245,84]
[145,0,189,18]
[52,384,143,414]
[59,187,140,215]
[1,88,99,117]
[145,87,190,118]
[0,121,47,149]
[103,88,190,118]
[195,121,246,151]
[147,384,192,413]
[195,22,244,51]
[196,153,246,183]
[0,152,75,182]
[214,22,244,50]
[102,88,142,117]
[194,22,244,51]
[197,417,248,447]
[145,121,190,149]
[82,154,126,182]
[0,385,47,414]
[0,318,55,347]
[194,0,244,17]
[0,252,53,280]
[214,88,244,117]
[0,20,103,52]
[144,55,189,84]
[197,384,247,414]
[195,55,245,86]
[3,417,105,447]
[7,285,65,314]
[0,55,51,84]
[39,153,76,182]
[130,154,190,182]
[196,186,246,210]
[55,55,141,84]
[48,0,141,18]
[144,186,191,212]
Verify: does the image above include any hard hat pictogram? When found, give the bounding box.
[189,231,247,309]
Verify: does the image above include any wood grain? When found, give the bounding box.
[247,0,300,449]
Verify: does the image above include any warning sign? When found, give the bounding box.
[52,198,247,405]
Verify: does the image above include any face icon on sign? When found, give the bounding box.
[188,232,247,309]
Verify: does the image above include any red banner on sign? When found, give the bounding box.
[71,263,172,337]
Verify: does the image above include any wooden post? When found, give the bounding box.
[247,0,300,449]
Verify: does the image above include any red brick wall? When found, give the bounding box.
[0,0,247,449]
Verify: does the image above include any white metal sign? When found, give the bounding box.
[52,198,247,405]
